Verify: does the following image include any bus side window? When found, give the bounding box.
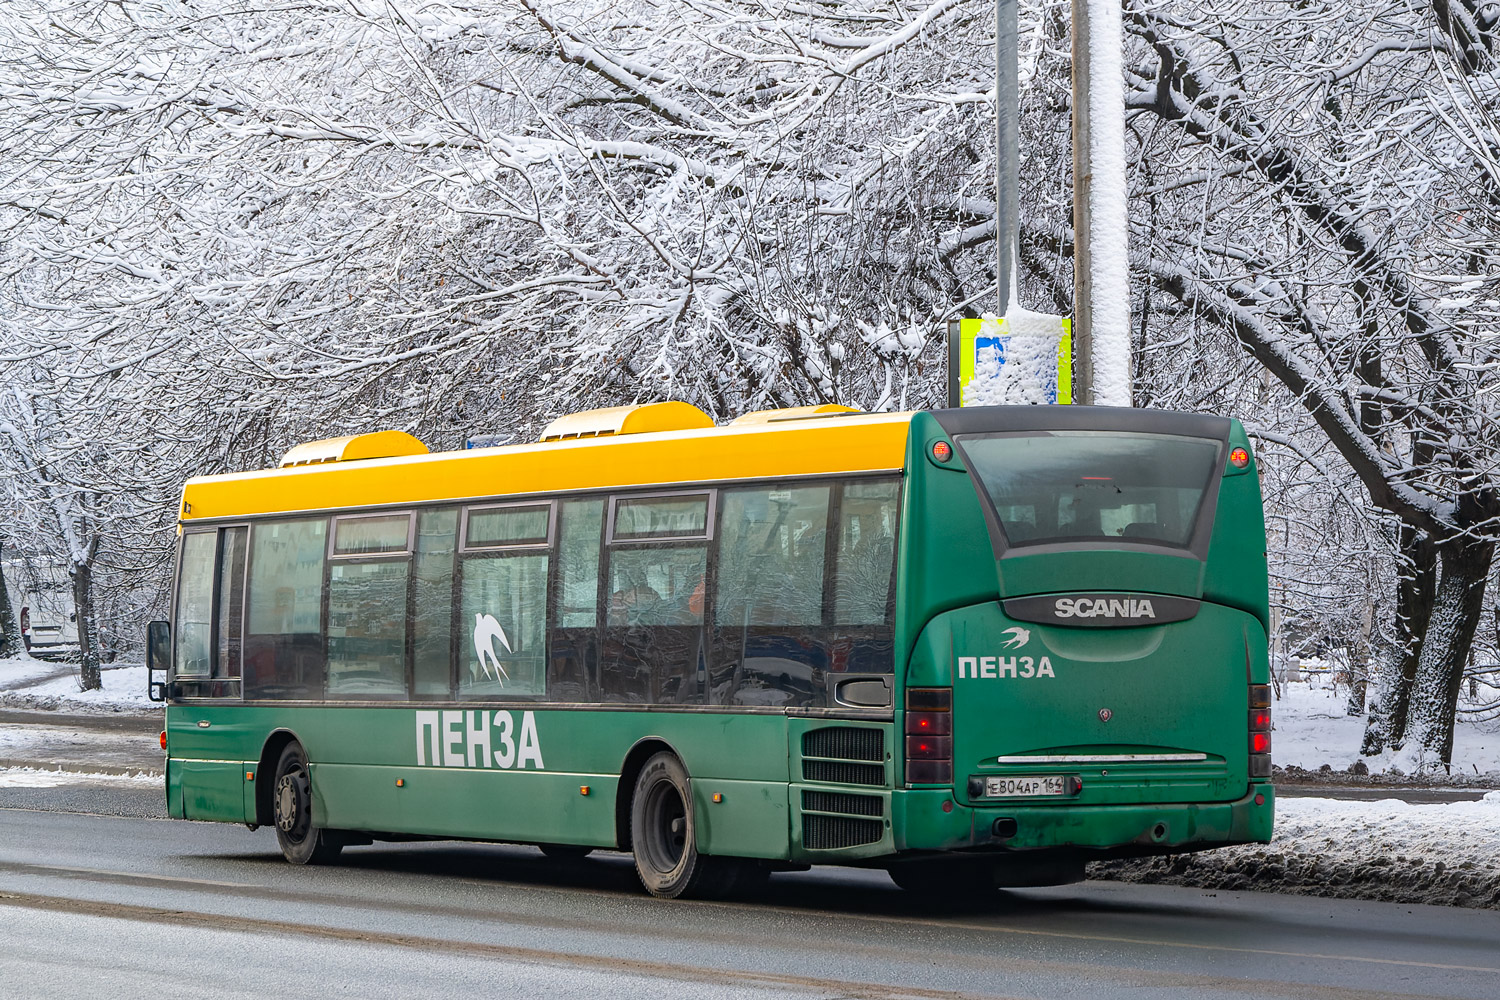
[244,519,327,700]
[412,509,458,698]
[716,486,829,629]
[174,531,217,680]
[326,514,412,700]
[550,499,604,701]
[833,480,900,626]
[601,493,711,705]
[213,526,248,696]
[713,485,830,709]
[459,504,551,699]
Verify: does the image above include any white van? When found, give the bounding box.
[2,557,77,656]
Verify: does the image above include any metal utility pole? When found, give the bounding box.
[1070,0,1131,406]
[996,0,1018,319]
[950,0,1018,410]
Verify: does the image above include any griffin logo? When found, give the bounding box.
[1001,627,1031,649]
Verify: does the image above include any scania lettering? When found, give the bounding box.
[1054,597,1156,619]
[147,403,1273,898]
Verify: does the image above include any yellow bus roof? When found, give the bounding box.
[181,411,915,521]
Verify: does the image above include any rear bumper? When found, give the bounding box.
[891,783,1274,858]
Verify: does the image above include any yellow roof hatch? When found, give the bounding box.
[280,430,429,468]
[730,404,861,425]
[539,402,714,442]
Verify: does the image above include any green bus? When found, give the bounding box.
[147,402,1273,898]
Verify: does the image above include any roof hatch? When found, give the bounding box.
[280,430,429,468]
[539,402,714,442]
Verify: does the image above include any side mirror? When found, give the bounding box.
[146,621,170,702]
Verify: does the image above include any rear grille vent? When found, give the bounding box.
[802,790,883,817]
[803,815,884,850]
[802,727,884,762]
[801,727,886,786]
[802,760,885,786]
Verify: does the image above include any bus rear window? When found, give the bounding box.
[958,431,1222,548]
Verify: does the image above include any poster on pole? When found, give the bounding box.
[947,313,1072,406]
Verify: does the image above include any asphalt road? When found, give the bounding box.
[0,780,1497,999]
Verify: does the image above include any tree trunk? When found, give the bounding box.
[1364,525,1436,753]
[1360,637,1403,754]
[71,557,102,691]
[0,552,21,658]
[1346,588,1373,716]
[1405,536,1494,766]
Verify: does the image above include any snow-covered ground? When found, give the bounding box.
[1275,666,1500,778]
[0,657,152,713]
[1101,793,1500,909]
[0,767,160,787]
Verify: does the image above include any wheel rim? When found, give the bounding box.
[640,775,687,875]
[275,766,311,843]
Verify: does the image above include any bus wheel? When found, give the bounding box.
[539,844,594,860]
[629,752,731,898]
[272,743,344,865]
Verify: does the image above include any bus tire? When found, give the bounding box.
[629,751,732,898]
[272,742,344,865]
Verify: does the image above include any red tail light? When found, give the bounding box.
[905,688,952,785]
[905,735,953,759]
[906,711,952,735]
[159,731,167,750]
[1248,685,1272,778]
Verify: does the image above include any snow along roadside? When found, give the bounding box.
[1091,793,1500,909]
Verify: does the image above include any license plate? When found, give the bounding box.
[985,775,1066,797]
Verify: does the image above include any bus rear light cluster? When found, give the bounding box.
[905,688,952,785]
[1249,684,1272,778]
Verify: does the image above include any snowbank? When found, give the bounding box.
[0,767,160,788]
[0,657,153,714]
[1095,793,1500,908]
